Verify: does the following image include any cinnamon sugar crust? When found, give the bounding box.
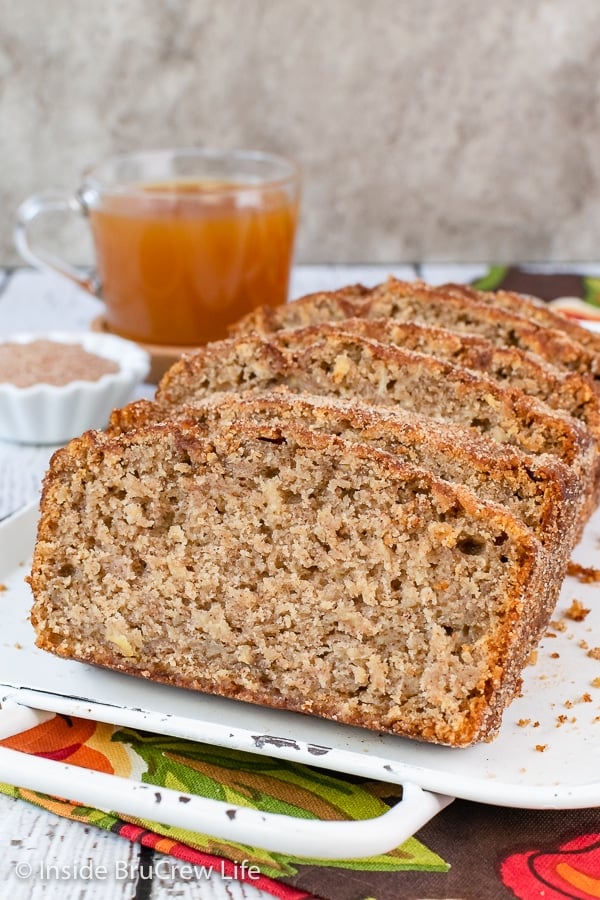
[274,318,600,444]
[441,281,600,359]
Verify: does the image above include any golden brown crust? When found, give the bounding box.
[266,317,600,506]
[156,328,595,488]
[275,317,600,441]
[365,278,600,381]
[158,335,290,406]
[229,285,368,335]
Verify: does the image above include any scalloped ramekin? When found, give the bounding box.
[0,331,150,444]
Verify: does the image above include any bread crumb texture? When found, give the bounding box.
[31,424,542,747]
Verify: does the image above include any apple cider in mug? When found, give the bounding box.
[90,179,298,346]
[15,149,300,349]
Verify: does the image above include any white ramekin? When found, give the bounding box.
[0,331,150,444]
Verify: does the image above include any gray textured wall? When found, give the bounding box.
[2,0,600,265]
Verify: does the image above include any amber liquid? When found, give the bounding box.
[90,179,298,346]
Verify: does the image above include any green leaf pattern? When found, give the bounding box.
[109,727,449,877]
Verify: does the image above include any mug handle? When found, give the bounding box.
[14,189,101,296]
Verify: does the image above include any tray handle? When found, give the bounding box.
[0,700,452,859]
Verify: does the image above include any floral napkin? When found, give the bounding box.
[1,712,599,899]
[0,713,448,900]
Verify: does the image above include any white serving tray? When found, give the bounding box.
[1,503,599,857]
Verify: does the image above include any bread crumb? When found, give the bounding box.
[564,599,591,622]
[544,631,557,638]
[566,561,600,583]
[13,642,22,650]
[0,584,7,592]
[549,619,567,632]
[549,652,560,659]
[587,646,600,659]
[556,714,568,726]
[591,677,600,688]
[564,694,592,707]
[517,718,531,727]
[532,720,540,727]
[535,744,548,752]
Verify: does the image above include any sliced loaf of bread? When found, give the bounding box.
[442,281,600,359]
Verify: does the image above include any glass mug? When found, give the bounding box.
[15,148,300,347]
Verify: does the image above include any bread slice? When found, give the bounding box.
[156,331,595,508]
[229,288,370,337]
[231,284,368,334]
[442,281,600,359]
[231,278,600,383]
[273,318,600,449]
[110,393,582,557]
[30,418,556,747]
